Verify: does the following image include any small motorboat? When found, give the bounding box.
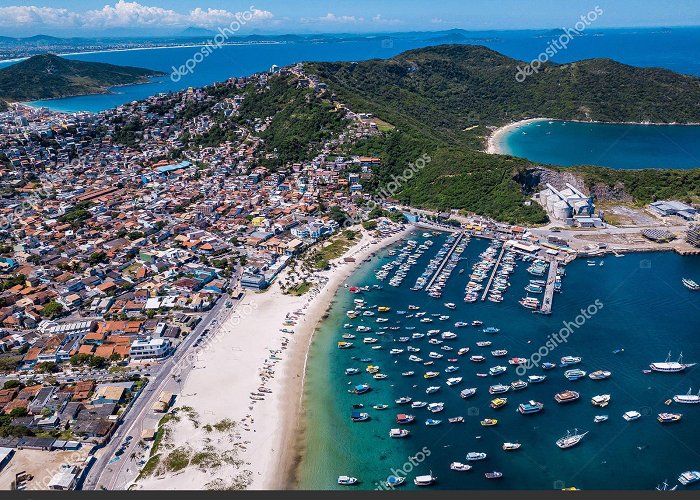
[338,476,358,485]
[502,442,521,451]
[450,462,472,472]
[373,404,389,410]
[466,452,487,461]
[480,419,498,426]
[448,416,464,423]
[485,472,503,479]
[594,415,609,423]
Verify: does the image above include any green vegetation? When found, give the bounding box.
[305,45,700,221]
[286,281,312,296]
[163,446,191,472]
[304,230,359,270]
[69,353,107,368]
[41,300,64,319]
[0,54,163,102]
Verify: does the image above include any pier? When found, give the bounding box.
[424,232,465,291]
[481,244,507,301]
[540,259,559,315]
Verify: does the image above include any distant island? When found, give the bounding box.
[0,53,164,103]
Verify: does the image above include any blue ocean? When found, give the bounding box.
[298,231,700,490]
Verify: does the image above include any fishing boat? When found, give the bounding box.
[678,471,700,485]
[446,377,463,386]
[556,429,588,449]
[518,400,544,414]
[389,428,410,438]
[650,352,696,373]
[489,384,510,395]
[510,380,528,391]
[489,366,507,376]
[414,472,437,486]
[481,419,498,426]
[483,327,500,334]
[560,356,582,366]
[502,442,521,451]
[485,472,503,479]
[623,410,641,421]
[402,371,415,377]
[424,371,440,379]
[673,387,700,404]
[353,384,371,394]
[396,413,415,424]
[395,396,412,404]
[345,368,360,375]
[338,341,353,349]
[594,415,608,423]
[351,411,370,422]
[565,369,587,381]
[589,370,611,380]
[460,388,477,399]
[373,404,389,410]
[450,462,472,472]
[448,416,464,423]
[682,278,700,291]
[591,394,611,407]
[657,413,682,423]
[528,375,547,383]
[428,402,445,413]
[554,390,580,403]
[542,362,557,370]
[490,398,508,409]
[466,452,487,461]
[337,476,358,485]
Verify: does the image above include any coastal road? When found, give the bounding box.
[82,289,241,490]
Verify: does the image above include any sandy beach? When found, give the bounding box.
[134,225,412,490]
[486,117,548,154]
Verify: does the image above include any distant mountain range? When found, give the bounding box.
[0,54,164,102]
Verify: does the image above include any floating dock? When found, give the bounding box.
[481,244,507,301]
[424,232,465,291]
[539,260,559,315]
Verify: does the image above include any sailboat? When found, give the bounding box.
[650,352,696,373]
[556,429,588,449]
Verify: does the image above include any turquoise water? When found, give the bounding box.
[500,120,700,169]
[6,27,700,112]
[298,231,700,490]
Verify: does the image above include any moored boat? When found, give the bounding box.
[589,370,611,380]
[389,428,410,438]
[555,390,580,403]
[556,429,588,449]
[657,412,682,423]
[673,387,700,404]
[450,462,472,471]
[338,475,358,485]
[518,400,544,414]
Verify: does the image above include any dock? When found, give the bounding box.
[481,244,507,301]
[424,232,465,291]
[539,260,559,315]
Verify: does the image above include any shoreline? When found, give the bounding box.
[133,225,412,491]
[485,117,700,155]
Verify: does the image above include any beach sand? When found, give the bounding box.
[134,225,411,490]
[486,118,548,154]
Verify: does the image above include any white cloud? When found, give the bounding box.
[0,1,274,29]
[371,14,401,25]
[317,13,363,24]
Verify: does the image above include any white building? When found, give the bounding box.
[129,337,172,360]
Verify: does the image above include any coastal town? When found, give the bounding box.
[0,60,699,491]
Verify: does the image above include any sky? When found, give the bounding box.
[0,0,699,37]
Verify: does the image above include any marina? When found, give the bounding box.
[298,230,700,490]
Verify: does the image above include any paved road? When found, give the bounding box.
[82,287,241,490]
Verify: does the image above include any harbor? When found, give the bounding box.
[297,229,700,490]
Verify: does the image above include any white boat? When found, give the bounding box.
[502,442,521,451]
[460,388,477,399]
[556,429,588,449]
[466,452,487,461]
[623,410,641,421]
[446,377,463,386]
[594,415,608,423]
[411,401,427,409]
[414,472,437,486]
[678,471,700,485]
[682,278,700,291]
[337,475,358,485]
[673,387,700,404]
[389,428,410,438]
[591,394,611,407]
[650,352,696,373]
[427,402,445,413]
[450,462,472,472]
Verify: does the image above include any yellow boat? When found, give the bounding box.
[366,365,380,374]
[480,419,498,426]
[490,398,508,409]
[424,371,440,379]
[378,306,391,312]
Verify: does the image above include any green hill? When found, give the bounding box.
[0,53,164,102]
[304,45,700,222]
